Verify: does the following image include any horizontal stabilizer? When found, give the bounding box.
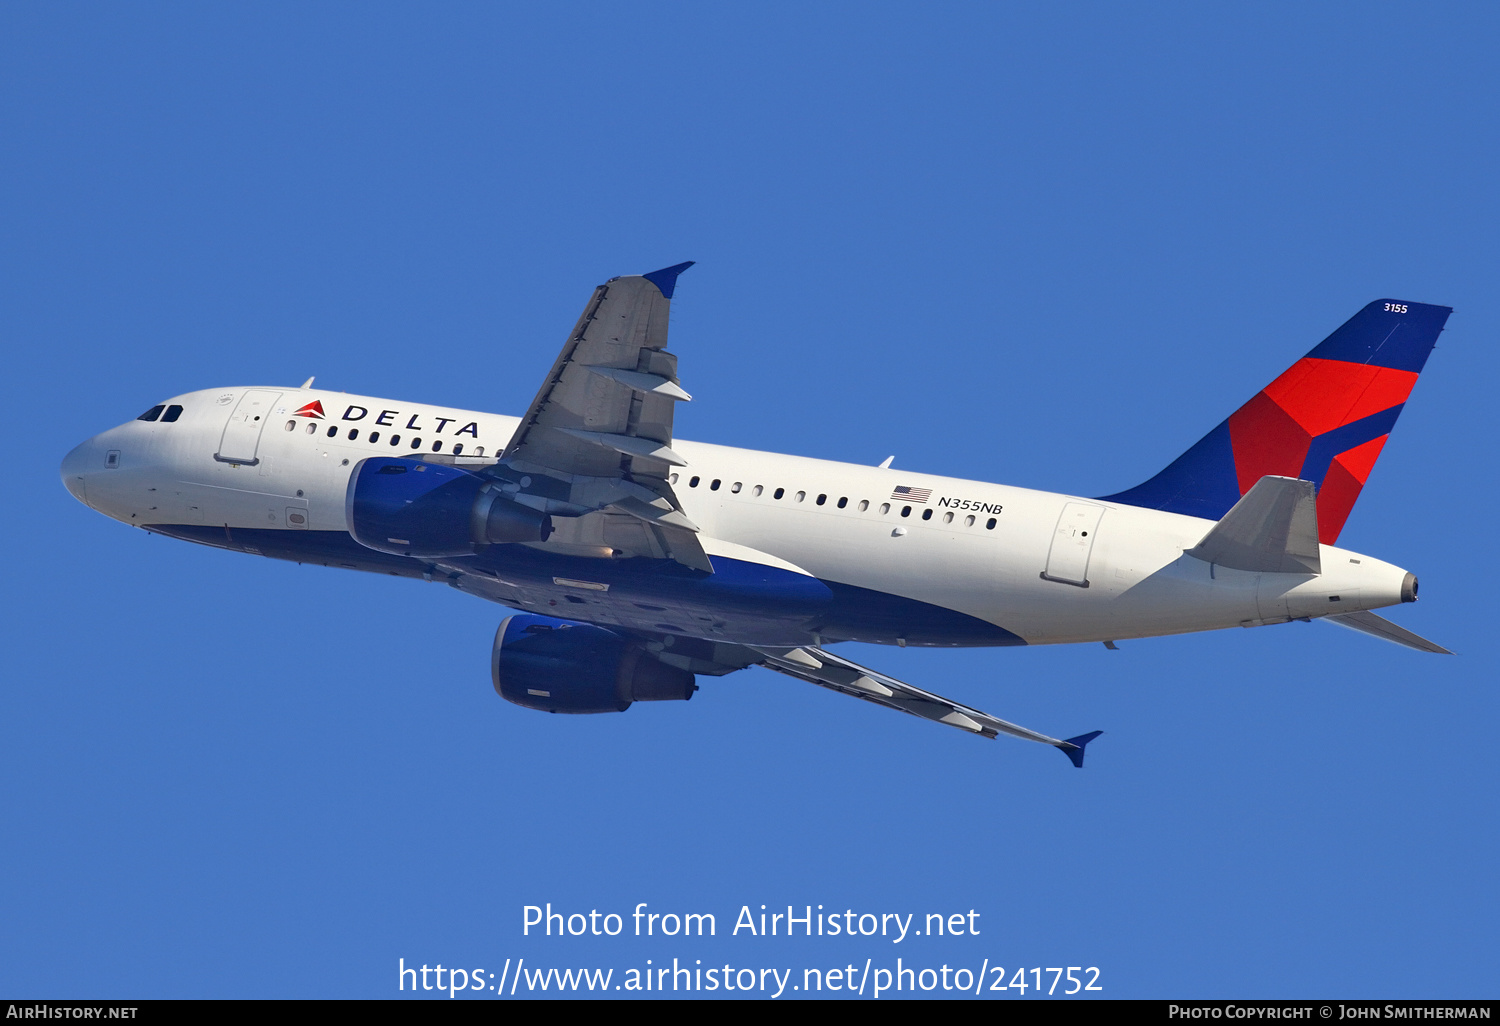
[1324,610,1452,654]
[1059,730,1104,769]
[1186,475,1321,574]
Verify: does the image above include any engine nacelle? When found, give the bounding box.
[346,456,552,557]
[491,614,697,714]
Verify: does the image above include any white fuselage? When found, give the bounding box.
[62,386,1414,647]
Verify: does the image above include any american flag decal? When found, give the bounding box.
[891,485,932,503]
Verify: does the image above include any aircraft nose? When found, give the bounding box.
[60,438,96,506]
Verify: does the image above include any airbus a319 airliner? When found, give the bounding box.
[60,264,1451,766]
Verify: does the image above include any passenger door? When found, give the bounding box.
[216,390,282,465]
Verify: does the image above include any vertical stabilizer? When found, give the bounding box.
[1099,300,1450,543]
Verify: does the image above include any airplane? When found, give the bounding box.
[59,264,1452,767]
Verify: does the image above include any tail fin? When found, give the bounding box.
[1099,300,1451,543]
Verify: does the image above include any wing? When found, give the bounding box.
[496,262,712,571]
[753,645,1103,767]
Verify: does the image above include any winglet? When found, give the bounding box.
[1058,730,1103,768]
[642,261,695,299]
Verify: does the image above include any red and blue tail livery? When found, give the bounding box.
[1100,300,1451,543]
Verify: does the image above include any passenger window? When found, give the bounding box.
[879,503,890,514]
[816,494,826,505]
[452,443,464,455]
[943,511,954,523]
[369,431,380,443]
[690,476,700,488]
[327,426,338,438]
[965,515,975,526]
[348,429,360,441]
[922,509,933,520]
[137,405,165,422]
[305,423,316,435]
[284,420,296,431]
[710,479,721,491]
[161,405,184,423]
[986,518,997,530]
[900,506,911,517]
[753,485,763,497]
[837,497,847,508]
[390,435,401,446]
[432,440,443,452]
[670,473,679,484]
[774,488,784,499]
[795,491,805,502]
[731,482,742,493]
[411,437,422,448]
[858,500,869,512]
[474,447,485,457]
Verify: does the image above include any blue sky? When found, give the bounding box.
[3,3,1496,999]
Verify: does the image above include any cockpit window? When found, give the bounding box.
[137,405,165,422]
[161,404,184,422]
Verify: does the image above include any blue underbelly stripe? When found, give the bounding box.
[142,525,1026,648]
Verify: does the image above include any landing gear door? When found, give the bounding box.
[1042,501,1105,588]
[216,390,282,465]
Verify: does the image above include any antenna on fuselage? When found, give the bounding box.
[299,376,315,389]
[877,455,894,469]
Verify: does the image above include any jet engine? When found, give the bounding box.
[491,614,697,714]
[346,456,552,557]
